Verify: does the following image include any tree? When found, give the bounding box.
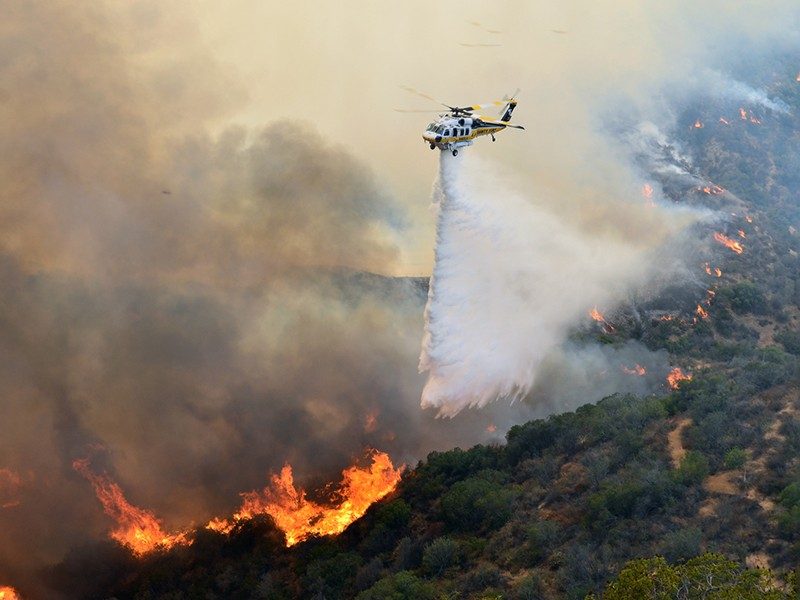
[599,553,790,600]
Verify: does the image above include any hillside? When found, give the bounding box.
[45,63,800,599]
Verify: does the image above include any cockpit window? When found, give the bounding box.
[444,129,450,136]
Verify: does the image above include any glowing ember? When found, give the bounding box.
[622,364,646,376]
[0,469,21,509]
[713,232,744,254]
[73,459,187,555]
[641,184,655,207]
[719,117,730,125]
[589,307,615,332]
[0,587,20,600]
[667,367,692,390]
[692,119,703,129]
[225,450,403,546]
[364,409,379,433]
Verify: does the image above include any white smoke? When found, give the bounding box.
[418,151,674,417]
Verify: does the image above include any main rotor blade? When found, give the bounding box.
[398,85,440,104]
[393,109,445,113]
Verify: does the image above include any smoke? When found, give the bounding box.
[3,0,800,596]
[419,152,690,416]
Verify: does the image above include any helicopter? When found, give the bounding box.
[397,88,524,156]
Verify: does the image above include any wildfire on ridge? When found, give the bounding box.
[713,232,744,254]
[210,450,403,546]
[72,459,188,555]
[667,367,692,390]
[0,587,20,600]
[622,364,646,376]
[589,307,615,332]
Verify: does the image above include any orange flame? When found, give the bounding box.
[745,215,753,224]
[486,423,497,433]
[692,119,703,129]
[667,367,692,390]
[0,587,20,600]
[719,117,730,125]
[796,72,800,82]
[737,229,746,239]
[659,314,675,322]
[73,459,187,555]
[713,232,744,254]
[222,450,403,546]
[739,107,748,120]
[749,115,761,125]
[622,364,646,376]
[695,304,709,320]
[589,307,615,332]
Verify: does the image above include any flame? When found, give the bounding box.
[667,367,692,390]
[796,72,800,82]
[745,215,753,224]
[719,117,730,125]
[739,107,747,120]
[73,459,188,555]
[749,115,761,125]
[692,119,703,129]
[699,184,724,195]
[486,423,497,433]
[737,229,746,239]
[713,232,744,254]
[622,364,646,376]
[703,263,722,277]
[0,587,20,600]
[695,304,709,320]
[589,307,615,332]
[225,450,403,546]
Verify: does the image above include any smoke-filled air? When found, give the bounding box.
[3,0,800,597]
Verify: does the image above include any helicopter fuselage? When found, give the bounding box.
[422,116,505,152]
